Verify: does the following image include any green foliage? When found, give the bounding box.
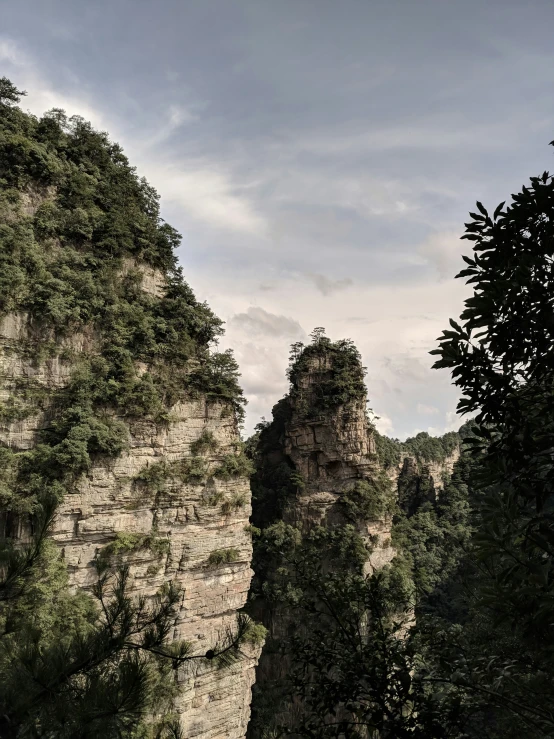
[339,474,395,522]
[134,455,210,497]
[404,430,460,463]
[241,620,267,646]
[134,459,171,494]
[190,429,218,455]
[392,454,472,605]
[373,428,461,470]
[247,519,455,737]
[204,490,225,507]
[0,83,245,416]
[247,403,297,529]
[188,349,247,423]
[172,455,209,482]
[96,531,170,572]
[0,77,25,106]
[207,548,241,567]
[287,330,367,414]
[221,492,248,514]
[0,558,259,739]
[422,142,554,736]
[0,79,251,737]
[373,428,404,469]
[215,448,254,479]
[0,379,49,424]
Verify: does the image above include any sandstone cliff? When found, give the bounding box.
[279,349,396,572]
[0,93,261,738]
[375,430,461,514]
[0,309,258,738]
[246,335,396,735]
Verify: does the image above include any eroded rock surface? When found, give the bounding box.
[246,340,397,735]
[0,277,259,739]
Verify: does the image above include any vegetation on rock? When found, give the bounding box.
[247,138,554,739]
[287,328,367,415]
[207,548,241,567]
[0,78,255,738]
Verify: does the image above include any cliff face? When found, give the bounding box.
[0,93,260,738]
[377,432,461,514]
[0,281,259,739]
[247,338,396,734]
[280,351,395,571]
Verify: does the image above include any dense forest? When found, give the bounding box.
[1,76,554,738]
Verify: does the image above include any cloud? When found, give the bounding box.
[382,355,434,384]
[143,104,198,148]
[0,35,266,237]
[267,166,419,221]
[292,115,525,158]
[228,307,305,339]
[307,273,353,296]
[444,409,468,432]
[418,230,469,281]
[0,37,25,66]
[5,4,535,442]
[0,36,108,130]
[417,403,439,415]
[143,161,267,234]
[372,413,395,437]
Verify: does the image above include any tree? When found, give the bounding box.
[249,522,461,738]
[0,77,25,106]
[0,518,262,739]
[428,140,554,737]
[0,79,259,737]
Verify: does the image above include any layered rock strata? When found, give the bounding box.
[0,280,259,739]
[391,449,460,514]
[247,340,396,735]
[280,351,395,571]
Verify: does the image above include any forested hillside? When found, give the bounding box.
[0,77,263,739]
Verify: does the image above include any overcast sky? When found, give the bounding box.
[2,0,554,438]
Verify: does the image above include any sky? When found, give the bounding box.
[2,0,554,438]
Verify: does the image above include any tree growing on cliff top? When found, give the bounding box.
[0,77,26,106]
[286,331,367,413]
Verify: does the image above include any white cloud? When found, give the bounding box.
[141,161,267,234]
[417,403,439,415]
[444,409,468,432]
[290,115,525,158]
[0,32,483,440]
[0,35,266,236]
[267,166,419,219]
[418,230,469,281]
[0,38,25,66]
[143,104,198,148]
[372,412,395,437]
[229,307,305,338]
[201,269,469,436]
[0,36,108,130]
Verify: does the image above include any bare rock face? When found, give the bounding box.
[278,351,395,570]
[393,449,461,515]
[0,273,259,739]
